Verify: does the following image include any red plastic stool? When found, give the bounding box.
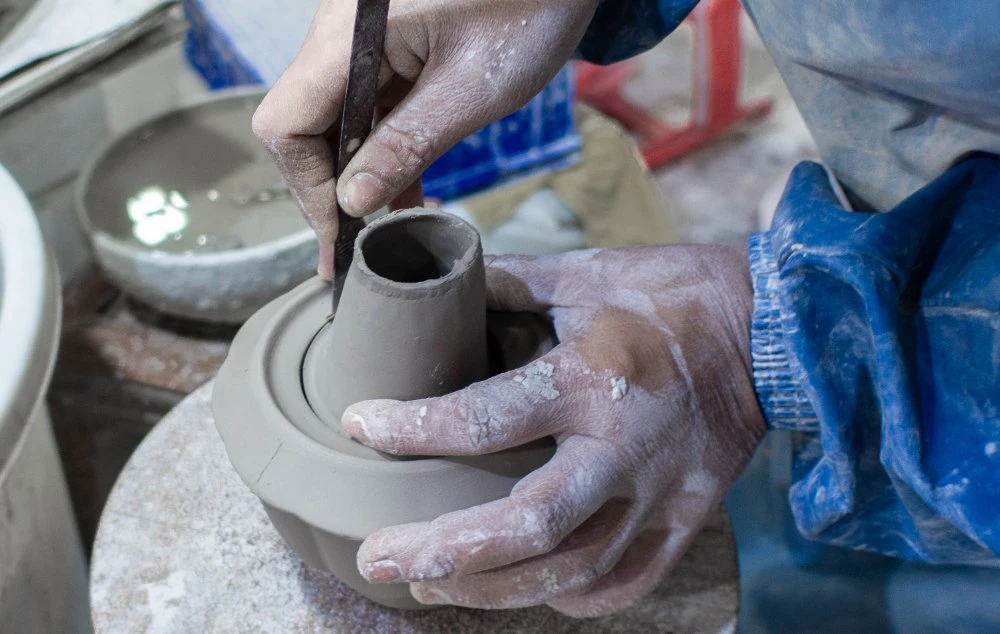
[575,0,773,169]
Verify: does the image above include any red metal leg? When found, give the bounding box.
[575,0,774,169]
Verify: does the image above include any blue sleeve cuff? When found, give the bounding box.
[748,232,819,431]
[576,1,698,65]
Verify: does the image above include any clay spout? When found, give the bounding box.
[318,209,488,422]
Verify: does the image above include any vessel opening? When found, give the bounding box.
[361,213,475,284]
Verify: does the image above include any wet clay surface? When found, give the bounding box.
[312,211,489,424]
[92,384,739,633]
[214,213,557,609]
[81,93,306,254]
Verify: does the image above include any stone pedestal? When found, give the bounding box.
[91,383,739,633]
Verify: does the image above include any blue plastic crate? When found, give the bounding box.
[182,0,580,201]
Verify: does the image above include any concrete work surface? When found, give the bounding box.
[90,384,740,633]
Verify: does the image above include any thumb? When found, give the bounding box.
[335,0,602,215]
[252,0,395,256]
[336,62,521,217]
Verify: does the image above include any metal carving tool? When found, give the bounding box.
[332,0,392,312]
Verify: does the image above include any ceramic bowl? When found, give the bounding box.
[75,88,316,323]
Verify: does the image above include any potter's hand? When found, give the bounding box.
[342,246,766,617]
[252,0,599,278]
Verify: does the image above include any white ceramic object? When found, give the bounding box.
[0,164,90,632]
[75,88,317,323]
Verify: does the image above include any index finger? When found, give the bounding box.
[251,0,392,256]
[342,352,575,456]
[252,44,349,245]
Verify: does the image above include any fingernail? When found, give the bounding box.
[412,583,452,605]
[342,411,370,443]
[343,173,382,216]
[363,560,402,583]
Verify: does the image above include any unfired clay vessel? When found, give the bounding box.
[304,210,489,422]
[213,209,555,609]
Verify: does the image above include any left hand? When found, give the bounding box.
[342,246,765,617]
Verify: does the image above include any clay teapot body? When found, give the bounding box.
[213,209,554,609]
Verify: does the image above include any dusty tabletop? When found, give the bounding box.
[90,383,738,633]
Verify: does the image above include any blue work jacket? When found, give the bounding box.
[581,1,1000,564]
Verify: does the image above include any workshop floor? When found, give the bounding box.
[624,16,817,247]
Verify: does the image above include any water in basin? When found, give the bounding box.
[82,95,307,255]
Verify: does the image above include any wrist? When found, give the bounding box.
[747,233,819,431]
[700,244,755,367]
[692,244,767,439]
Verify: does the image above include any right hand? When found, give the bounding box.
[252,0,600,278]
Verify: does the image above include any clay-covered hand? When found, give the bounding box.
[342,246,766,617]
[252,0,599,278]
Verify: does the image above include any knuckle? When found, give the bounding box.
[525,502,569,554]
[378,429,409,455]
[458,399,497,452]
[534,528,561,555]
[378,442,405,456]
[415,553,456,581]
[378,121,437,173]
[378,406,434,455]
[251,106,283,147]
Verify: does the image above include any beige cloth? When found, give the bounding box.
[460,105,676,249]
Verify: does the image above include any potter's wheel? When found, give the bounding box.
[90,383,740,632]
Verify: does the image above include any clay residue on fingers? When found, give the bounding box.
[610,376,628,401]
[513,360,560,401]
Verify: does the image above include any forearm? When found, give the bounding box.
[749,156,1000,563]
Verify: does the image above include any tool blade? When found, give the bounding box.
[332,0,391,312]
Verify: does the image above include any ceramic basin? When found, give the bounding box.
[76,88,317,323]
